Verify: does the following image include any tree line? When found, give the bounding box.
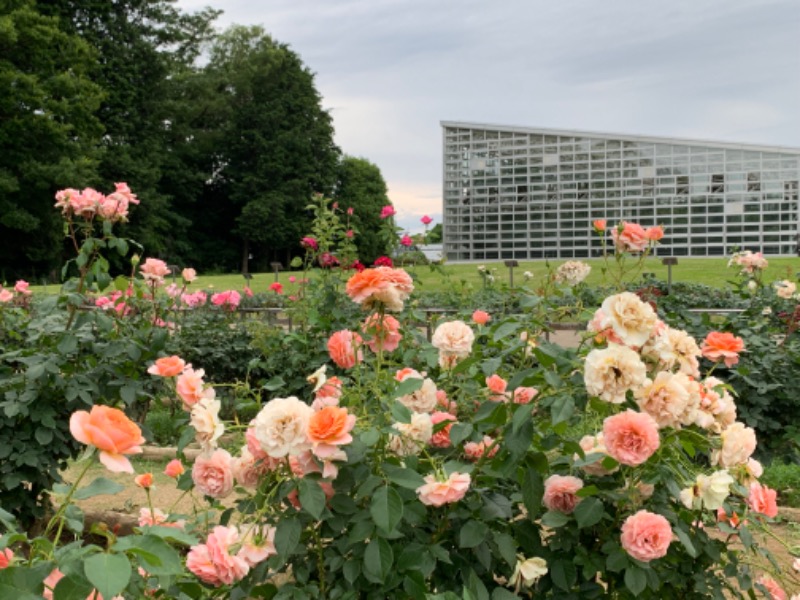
[1,0,393,281]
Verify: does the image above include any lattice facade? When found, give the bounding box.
[442,122,800,261]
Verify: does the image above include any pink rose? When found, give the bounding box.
[380,205,396,219]
[429,412,457,448]
[14,280,31,295]
[211,290,241,311]
[612,221,648,253]
[300,236,319,251]
[512,387,538,404]
[192,449,234,498]
[187,526,249,586]
[620,510,672,562]
[485,374,508,396]
[472,310,491,325]
[182,267,197,282]
[543,474,584,514]
[327,330,364,369]
[464,436,498,461]
[416,472,471,506]
[421,215,433,225]
[747,482,778,518]
[755,575,787,600]
[603,410,660,467]
[140,258,170,284]
[176,367,214,409]
[269,282,283,294]
[0,289,13,303]
[400,234,413,247]
[362,313,402,353]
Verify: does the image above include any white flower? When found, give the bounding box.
[696,470,734,510]
[775,280,797,299]
[555,261,591,286]
[190,398,224,451]
[388,412,433,456]
[523,271,533,280]
[509,556,548,590]
[762,307,773,316]
[306,364,327,392]
[477,265,486,272]
[432,320,474,368]
[642,326,701,378]
[252,396,313,458]
[396,371,438,414]
[601,292,658,348]
[679,487,696,509]
[584,343,648,404]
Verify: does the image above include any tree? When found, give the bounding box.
[427,222,443,244]
[333,156,393,264]
[37,0,220,266]
[0,0,104,280]
[199,26,340,272]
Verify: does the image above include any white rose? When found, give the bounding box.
[252,396,313,458]
[388,412,433,456]
[696,470,734,510]
[584,343,647,404]
[509,556,548,590]
[190,398,224,451]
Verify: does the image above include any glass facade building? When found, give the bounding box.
[442,122,800,261]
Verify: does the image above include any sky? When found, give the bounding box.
[177,0,800,234]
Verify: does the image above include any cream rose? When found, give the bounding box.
[635,371,694,429]
[712,422,756,468]
[601,292,658,348]
[696,470,734,510]
[584,344,647,404]
[252,396,313,458]
[388,412,433,456]
[431,321,475,367]
[190,398,224,451]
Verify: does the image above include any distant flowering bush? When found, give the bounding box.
[555,260,591,286]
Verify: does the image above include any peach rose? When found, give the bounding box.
[416,471,471,506]
[576,433,617,476]
[134,473,153,489]
[345,266,414,312]
[138,507,184,528]
[316,376,343,400]
[543,474,583,514]
[486,374,508,395]
[593,219,607,232]
[747,482,778,518]
[612,221,648,253]
[362,314,402,353]
[512,386,538,404]
[620,510,672,562]
[192,449,234,498]
[645,226,664,241]
[634,371,693,429]
[148,355,186,377]
[701,332,745,367]
[70,405,146,473]
[603,410,660,466]
[181,267,197,283]
[327,330,364,369]
[472,310,491,325]
[0,541,12,568]
[464,436,499,461]
[429,411,457,448]
[164,459,184,478]
[176,366,215,409]
[232,447,273,489]
[307,405,356,458]
[239,524,277,567]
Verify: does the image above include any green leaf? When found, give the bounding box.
[541,510,570,528]
[360,428,380,446]
[521,468,544,519]
[34,428,53,445]
[391,400,413,424]
[395,377,424,397]
[573,497,604,529]
[363,538,393,584]
[119,385,137,405]
[493,321,520,342]
[370,485,403,533]
[52,573,95,600]
[297,478,326,520]
[625,565,647,595]
[606,548,629,572]
[550,558,576,590]
[492,531,517,568]
[458,520,488,548]
[139,525,198,547]
[115,534,183,575]
[450,356,478,375]
[57,334,78,354]
[262,376,286,391]
[74,477,124,500]
[674,527,698,558]
[275,517,302,558]
[448,422,473,447]
[383,464,426,490]
[83,553,131,600]
[491,589,521,600]
[550,395,575,425]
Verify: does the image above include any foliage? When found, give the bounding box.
[0,0,104,280]
[332,156,393,264]
[761,462,800,508]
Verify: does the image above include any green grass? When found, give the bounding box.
[26,255,800,296]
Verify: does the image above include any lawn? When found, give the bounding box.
[28,255,800,296]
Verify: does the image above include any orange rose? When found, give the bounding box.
[135,473,153,488]
[593,219,607,232]
[307,406,356,459]
[147,355,186,377]
[701,331,745,367]
[69,405,146,473]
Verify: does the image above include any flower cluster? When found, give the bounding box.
[555,260,591,286]
[54,183,140,222]
[728,249,769,275]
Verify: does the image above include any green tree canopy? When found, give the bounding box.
[332,156,392,264]
[0,0,104,280]
[196,25,340,272]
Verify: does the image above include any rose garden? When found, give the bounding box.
[3,187,800,599]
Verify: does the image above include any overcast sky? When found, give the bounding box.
[177,0,800,234]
